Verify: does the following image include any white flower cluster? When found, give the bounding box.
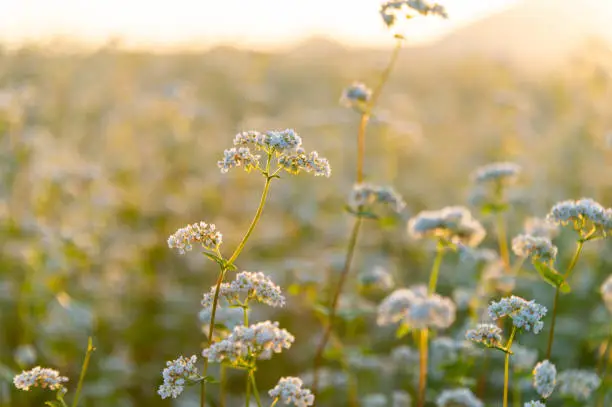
[349,183,406,213]
[557,370,601,401]
[524,402,545,407]
[157,355,200,399]
[601,275,612,312]
[233,129,302,155]
[408,206,486,247]
[380,0,447,28]
[13,366,68,392]
[488,296,547,334]
[218,147,261,173]
[465,323,503,347]
[547,198,612,237]
[362,393,387,407]
[340,82,372,108]
[511,234,558,263]
[278,149,331,177]
[392,390,412,407]
[524,217,559,239]
[201,271,285,309]
[391,345,419,366]
[167,221,222,254]
[268,377,315,407]
[436,388,483,407]
[472,161,521,184]
[202,321,294,364]
[533,360,556,399]
[377,285,456,329]
[358,266,395,293]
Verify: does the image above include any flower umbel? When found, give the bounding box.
[268,376,315,407]
[546,198,612,239]
[201,271,285,309]
[408,206,486,247]
[533,360,556,399]
[511,234,558,263]
[349,183,406,213]
[472,162,521,185]
[157,355,200,399]
[380,0,448,28]
[13,366,68,392]
[556,370,601,401]
[488,296,547,334]
[465,323,503,348]
[436,388,483,407]
[167,221,222,254]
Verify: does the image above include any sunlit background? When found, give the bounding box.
[1,0,612,406]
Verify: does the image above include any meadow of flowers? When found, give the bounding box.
[2,1,612,407]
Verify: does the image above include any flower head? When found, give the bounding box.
[362,394,387,407]
[465,323,503,348]
[340,82,372,109]
[380,0,448,28]
[392,390,412,407]
[167,222,222,254]
[488,296,547,334]
[546,198,612,238]
[349,183,406,213]
[511,234,558,263]
[233,129,302,155]
[202,321,294,364]
[218,147,261,173]
[358,266,395,293]
[408,206,486,247]
[533,360,556,399]
[472,162,521,184]
[268,377,314,407]
[279,148,331,177]
[13,367,68,392]
[524,217,559,239]
[157,355,200,399]
[436,388,483,407]
[201,271,285,309]
[557,370,601,401]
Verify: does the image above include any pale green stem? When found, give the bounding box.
[496,211,511,272]
[512,372,521,407]
[71,337,95,407]
[503,327,517,407]
[249,371,263,407]
[246,372,251,407]
[417,328,429,407]
[428,243,445,295]
[270,399,279,407]
[220,365,227,407]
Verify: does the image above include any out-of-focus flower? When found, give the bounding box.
[349,183,406,213]
[465,324,503,348]
[524,217,559,239]
[157,355,200,399]
[380,0,448,28]
[472,162,521,185]
[511,344,538,372]
[524,401,545,407]
[488,296,547,334]
[436,388,483,407]
[408,206,486,247]
[392,390,412,407]
[362,393,388,407]
[557,370,601,401]
[167,222,222,254]
[358,266,395,294]
[268,377,314,407]
[13,367,68,392]
[533,360,556,399]
[511,234,558,263]
[480,260,516,294]
[340,82,372,109]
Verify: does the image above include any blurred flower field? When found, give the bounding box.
[1,8,612,406]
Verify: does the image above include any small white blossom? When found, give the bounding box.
[524,217,559,239]
[279,148,331,177]
[167,222,222,254]
[340,82,372,108]
[472,162,521,184]
[380,0,447,28]
[511,234,558,263]
[217,147,261,173]
[233,129,302,155]
[408,206,486,247]
[547,198,612,238]
[349,183,406,213]
[13,366,68,392]
[157,355,200,399]
[358,266,395,293]
[557,370,601,401]
[465,324,503,347]
[533,360,556,399]
[488,296,547,334]
[436,388,483,407]
[268,377,314,407]
[201,271,285,309]
[600,274,612,312]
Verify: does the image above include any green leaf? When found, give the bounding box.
[396,323,411,339]
[481,202,509,215]
[45,402,63,407]
[201,252,225,267]
[533,261,571,293]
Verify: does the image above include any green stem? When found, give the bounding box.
[246,371,251,407]
[512,372,521,407]
[496,211,511,272]
[503,327,517,407]
[312,217,363,394]
[546,240,584,359]
[71,337,95,407]
[428,244,445,295]
[417,328,429,407]
[270,399,279,407]
[249,371,263,407]
[220,365,227,407]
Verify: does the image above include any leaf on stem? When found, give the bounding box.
[533,261,571,293]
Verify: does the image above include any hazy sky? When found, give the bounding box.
[1,0,521,49]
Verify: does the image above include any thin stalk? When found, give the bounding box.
[512,373,521,407]
[71,337,95,407]
[417,328,429,407]
[312,217,363,393]
[201,155,274,407]
[496,211,511,271]
[546,240,584,359]
[503,327,517,407]
[246,372,251,407]
[249,371,263,407]
[220,365,227,407]
[356,114,368,183]
[428,244,445,294]
[270,399,279,407]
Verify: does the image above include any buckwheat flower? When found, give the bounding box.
[488,296,547,334]
[557,370,601,401]
[511,344,538,372]
[391,345,419,366]
[202,321,294,364]
[465,323,503,347]
[279,148,331,177]
[481,260,516,293]
[408,206,486,247]
[349,183,406,213]
[358,266,395,293]
[377,288,416,325]
[524,402,545,407]
[380,0,447,28]
[524,217,559,239]
[13,366,68,392]
[458,246,498,264]
[362,393,388,407]
[511,234,558,263]
[436,388,483,407]
[167,222,222,254]
[233,129,303,155]
[378,285,456,329]
[202,271,285,309]
[340,82,372,108]
[472,162,521,184]
[547,198,611,237]
[217,147,260,173]
[268,377,314,407]
[157,355,200,399]
[601,274,612,312]
[392,390,412,407]
[533,360,556,399]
